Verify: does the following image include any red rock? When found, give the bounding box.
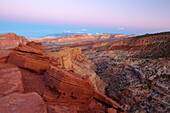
[44,65,125,112]
[44,65,94,111]
[0,63,24,97]
[7,44,58,74]
[0,92,47,113]
[26,41,43,51]
[0,33,28,49]
[0,49,12,63]
[47,47,99,89]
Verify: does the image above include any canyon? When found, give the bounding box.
[41,31,170,113]
[0,31,169,113]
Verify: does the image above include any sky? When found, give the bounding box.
[0,0,170,38]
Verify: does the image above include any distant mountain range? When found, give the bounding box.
[47,32,85,37]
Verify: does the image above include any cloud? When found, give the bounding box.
[81,29,87,31]
[76,32,83,33]
[64,31,71,33]
[118,28,124,30]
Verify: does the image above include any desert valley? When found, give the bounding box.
[0,31,169,113]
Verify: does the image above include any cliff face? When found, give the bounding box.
[47,47,106,92]
[0,41,125,113]
[83,32,170,113]
[0,33,28,49]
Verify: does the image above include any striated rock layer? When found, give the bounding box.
[7,43,58,74]
[47,47,106,91]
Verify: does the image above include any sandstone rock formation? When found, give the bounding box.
[26,41,44,51]
[0,33,28,49]
[0,40,125,113]
[44,65,125,112]
[0,92,47,113]
[7,43,58,74]
[44,65,94,111]
[47,47,106,91]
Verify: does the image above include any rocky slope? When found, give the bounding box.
[0,41,125,113]
[0,33,28,49]
[82,31,170,113]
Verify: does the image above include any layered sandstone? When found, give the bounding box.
[44,65,125,112]
[7,43,58,74]
[26,41,43,51]
[47,47,105,91]
[44,66,94,111]
[0,33,28,49]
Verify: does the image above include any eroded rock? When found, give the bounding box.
[7,44,58,74]
[26,41,43,51]
[44,65,94,111]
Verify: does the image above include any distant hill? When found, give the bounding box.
[47,32,85,37]
[0,33,28,49]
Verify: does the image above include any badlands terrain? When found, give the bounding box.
[0,31,169,113]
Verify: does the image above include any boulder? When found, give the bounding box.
[7,44,58,74]
[26,41,43,51]
[0,92,47,113]
[44,65,94,111]
[0,63,24,97]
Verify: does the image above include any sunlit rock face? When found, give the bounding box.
[7,43,58,74]
[46,47,106,91]
[0,33,28,49]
